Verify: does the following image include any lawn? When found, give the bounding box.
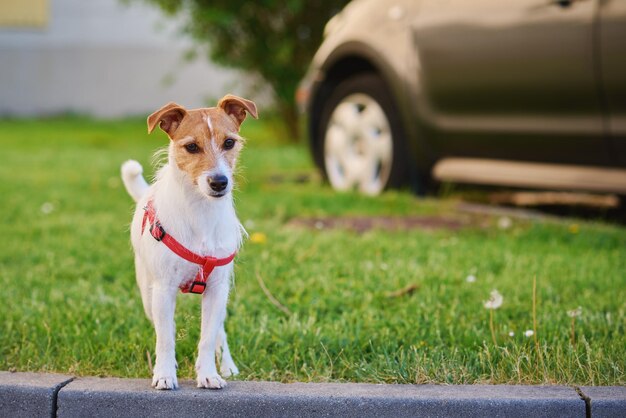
[0,116,624,386]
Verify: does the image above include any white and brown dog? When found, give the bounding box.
[121,95,257,390]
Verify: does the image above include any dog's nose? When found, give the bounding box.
[209,175,228,192]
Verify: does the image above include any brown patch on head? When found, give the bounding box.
[147,96,258,186]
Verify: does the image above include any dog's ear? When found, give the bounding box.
[217,94,258,128]
[147,102,187,138]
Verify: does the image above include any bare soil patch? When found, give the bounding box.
[288,215,468,233]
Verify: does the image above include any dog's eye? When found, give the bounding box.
[184,143,200,153]
[223,138,236,150]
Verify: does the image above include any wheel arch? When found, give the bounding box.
[308,42,409,169]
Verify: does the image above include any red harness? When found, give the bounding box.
[141,200,236,294]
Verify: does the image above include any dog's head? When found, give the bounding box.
[147,95,258,199]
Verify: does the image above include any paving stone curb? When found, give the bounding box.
[580,386,626,418]
[1,372,624,418]
[0,371,73,418]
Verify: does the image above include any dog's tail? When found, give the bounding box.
[121,160,149,203]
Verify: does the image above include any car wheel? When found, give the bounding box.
[318,73,407,195]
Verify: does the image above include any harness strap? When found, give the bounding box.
[142,200,236,294]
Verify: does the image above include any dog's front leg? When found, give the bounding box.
[151,284,178,390]
[196,270,230,389]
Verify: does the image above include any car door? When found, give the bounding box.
[599,0,626,166]
[412,0,609,165]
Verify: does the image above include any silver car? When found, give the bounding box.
[299,0,626,195]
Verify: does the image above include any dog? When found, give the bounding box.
[121,95,258,390]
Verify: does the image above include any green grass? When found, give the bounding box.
[0,116,624,385]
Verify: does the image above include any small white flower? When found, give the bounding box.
[314,221,325,230]
[524,330,534,338]
[498,216,513,230]
[483,289,503,309]
[466,274,477,283]
[41,202,54,214]
[567,306,582,318]
[508,331,515,337]
[380,262,389,271]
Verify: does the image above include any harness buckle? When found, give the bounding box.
[150,222,166,241]
[188,281,206,294]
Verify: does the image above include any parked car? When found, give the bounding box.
[298,0,626,195]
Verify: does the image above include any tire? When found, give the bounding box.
[316,73,408,195]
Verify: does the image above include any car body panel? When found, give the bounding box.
[301,0,626,193]
[600,0,626,164]
[412,0,609,165]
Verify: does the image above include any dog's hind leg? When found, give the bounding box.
[217,325,239,377]
[134,256,153,321]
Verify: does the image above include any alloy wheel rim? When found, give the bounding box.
[324,93,393,195]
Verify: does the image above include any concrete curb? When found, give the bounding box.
[0,371,73,418]
[580,386,626,418]
[1,372,624,418]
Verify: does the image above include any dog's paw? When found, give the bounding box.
[220,362,239,378]
[152,374,178,390]
[197,374,227,389]
[152,359,178,390]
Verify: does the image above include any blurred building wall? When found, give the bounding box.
[0,0,241,118]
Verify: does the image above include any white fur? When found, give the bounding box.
[197,153,233,198]
[122,145,243,390]
[206,115,214,140]
[121,160,149,202]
